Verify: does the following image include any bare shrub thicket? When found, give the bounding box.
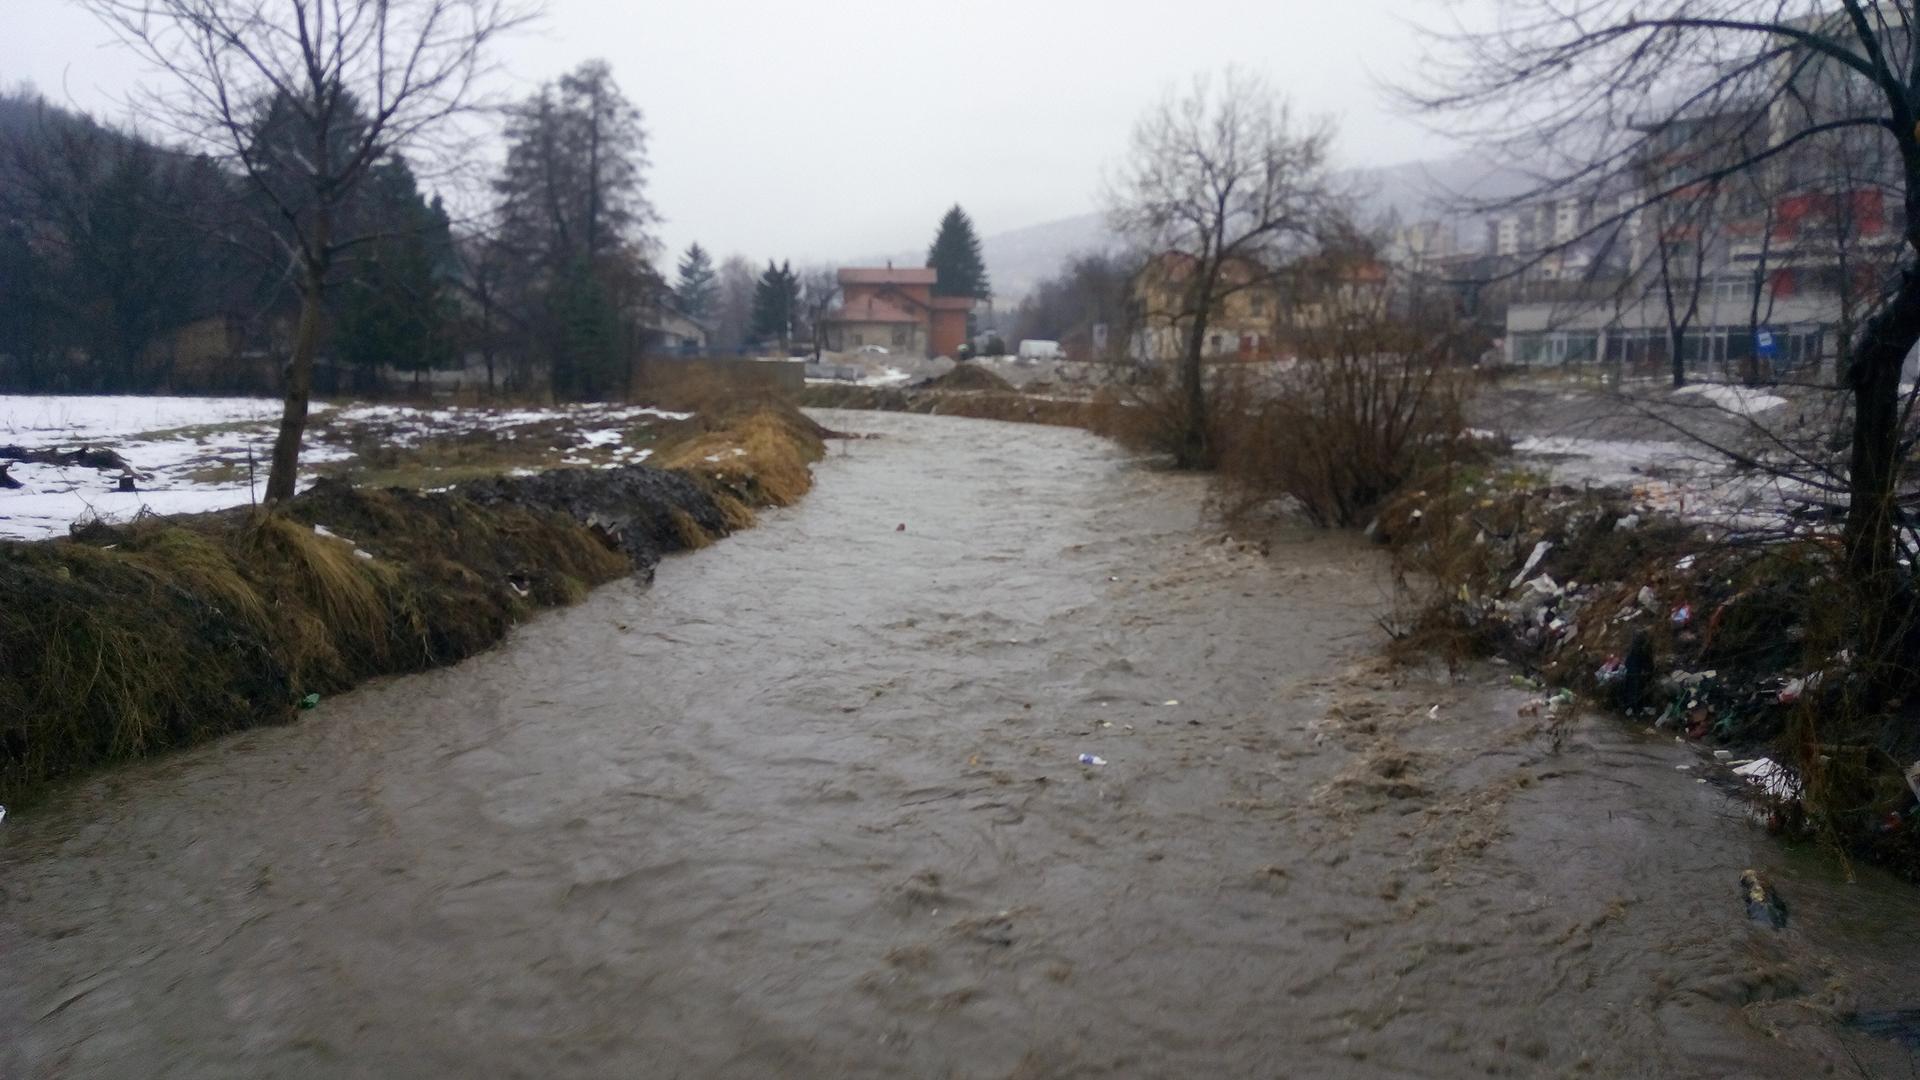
[1214,310,1477,528]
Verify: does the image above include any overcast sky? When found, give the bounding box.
[6,0,1463,265]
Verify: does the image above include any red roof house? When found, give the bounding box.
[822,266,974,357]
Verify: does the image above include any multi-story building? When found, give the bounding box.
[1127,248,1396,363]
[1501,18,1907,377]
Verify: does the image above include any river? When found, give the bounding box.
[3,410,1916,1078]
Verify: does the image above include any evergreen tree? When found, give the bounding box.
[334,154,457,390]
[675,242,717,319]
[495,60,657,272]
[751,259,800,345]
[491,59,658,400]
[926,204,991,299]
[548,259,622,400]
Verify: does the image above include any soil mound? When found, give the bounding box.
[922,364,1014,392]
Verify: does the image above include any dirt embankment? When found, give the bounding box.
[1377,474,1920,878]
[798,378,1124,431]
[0,403,827,806]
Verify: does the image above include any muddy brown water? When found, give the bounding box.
[4,410,1918,1079]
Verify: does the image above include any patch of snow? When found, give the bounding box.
[0,394,281,442]
[855,367,913,388]
[1675,383,1788,415]
[1,395,695,541]
[1513,436,1686,488]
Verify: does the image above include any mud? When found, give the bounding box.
[460,464,728,578]
[2,410,1917,1078]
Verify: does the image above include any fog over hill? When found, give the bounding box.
[938,151,1536,303]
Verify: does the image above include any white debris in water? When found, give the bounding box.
[1732,757,1800,802]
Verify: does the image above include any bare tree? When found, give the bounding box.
[1408,1,1920,598]
[82,0,535,503]
[709,254,757,354]
[1107,69,1335,467]
[796,265,839,362]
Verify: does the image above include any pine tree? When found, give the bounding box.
[334,155,457,391]
[675,242,717,319]
[926,204,991,299]
[751,259,800,345]
[495,60,656,271]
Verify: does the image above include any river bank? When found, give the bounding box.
[0,402,826,807]
[4,410,1917,1077]
[811,371,1920,880]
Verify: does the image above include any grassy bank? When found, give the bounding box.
[0,402,826,806]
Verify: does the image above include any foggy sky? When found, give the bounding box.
[5,0,1462,266]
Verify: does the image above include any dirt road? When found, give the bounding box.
[3,411,1916,1078]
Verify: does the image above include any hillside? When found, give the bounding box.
[956,150,1535,302]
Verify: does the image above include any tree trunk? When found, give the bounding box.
[1179,281,1214,469]
[264,265,325,504]
[1843,267,1920,584]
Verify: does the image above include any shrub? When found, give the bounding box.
[1215,318,1478,527]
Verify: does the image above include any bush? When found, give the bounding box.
[1215,321,1478,527]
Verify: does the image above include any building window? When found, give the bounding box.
[851,332,864,347]
[892,326,911,348]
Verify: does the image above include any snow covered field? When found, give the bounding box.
[0,395,694,542]
[1498,379,1832,531]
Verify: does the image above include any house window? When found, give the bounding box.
[892,326,911,347]
[1209,334,1223,354]
[851,332,864,347]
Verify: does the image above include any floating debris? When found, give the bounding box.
[1739,868,1789,929]
[1732,757,1800,802]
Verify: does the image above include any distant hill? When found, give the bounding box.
[976,212,1118,305]
[954,150,1536,303]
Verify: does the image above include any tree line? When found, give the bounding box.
[0,61,847,401]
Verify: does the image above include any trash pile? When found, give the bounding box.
[1378,472,1920,871]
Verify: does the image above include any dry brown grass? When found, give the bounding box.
[656,404,826,509]
[0,401,832,807]
[668,505,713,549]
